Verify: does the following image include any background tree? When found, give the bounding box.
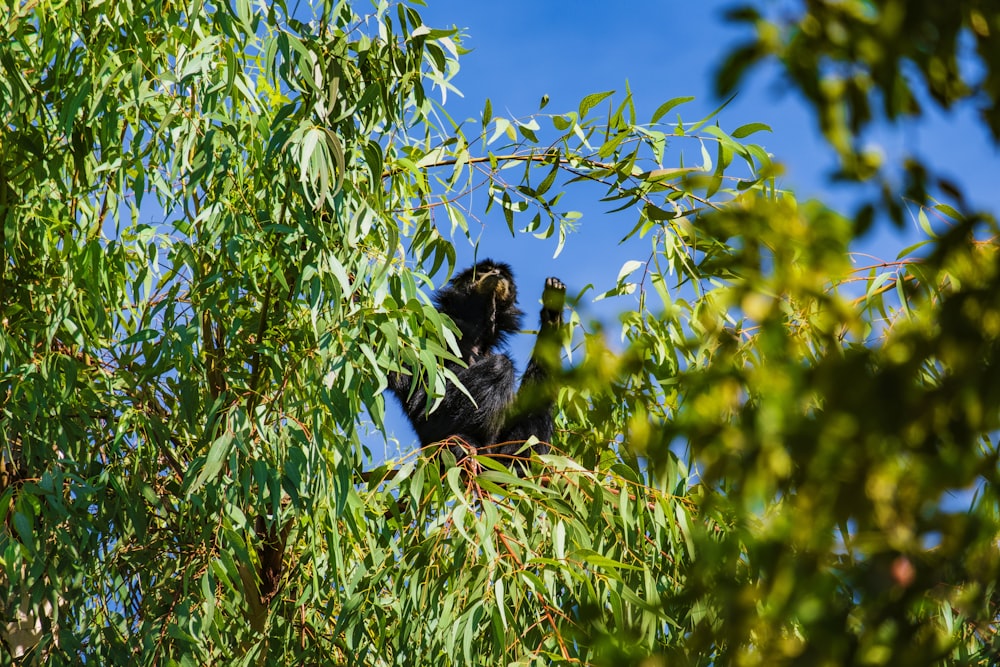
[1,1,997,666]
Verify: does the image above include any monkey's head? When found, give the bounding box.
[469,260,516,302]
[434,260,524,359]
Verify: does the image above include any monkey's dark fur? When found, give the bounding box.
[389,260,565,470]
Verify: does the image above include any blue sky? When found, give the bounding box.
[370,0,1000,457]
[415,1,1000,238]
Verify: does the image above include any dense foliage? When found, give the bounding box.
[1,0,997,664]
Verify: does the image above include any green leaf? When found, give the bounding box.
[579,90,615,118]
[494,578,507,629]
[482,97,492,128]
[699,139,713,172]
[617,259,644,282]
[13,511,36,552]
[120,329,158,346]
[651,96,694,124]
[573,548,643,572]
[489,117,515,145]
[188,432,234,496]
[731,122,772,138]
[933,202,962,220]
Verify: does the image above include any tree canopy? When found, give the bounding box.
[1,0,998,665]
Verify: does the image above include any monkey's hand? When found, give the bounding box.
[541,277,566,327]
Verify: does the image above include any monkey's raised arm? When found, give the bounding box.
[492,277,566,464]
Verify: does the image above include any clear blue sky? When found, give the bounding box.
[371,0,1000,457]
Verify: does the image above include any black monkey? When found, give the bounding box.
[389,260,566,470]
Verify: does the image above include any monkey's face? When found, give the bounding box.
[448,260,517,310]
[435,260,524,359]
[471,265,516,310]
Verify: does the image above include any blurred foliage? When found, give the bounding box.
[717,0,1000,228]
[0,0,998,665]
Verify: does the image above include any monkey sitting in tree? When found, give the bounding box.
[389,260,566,470]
